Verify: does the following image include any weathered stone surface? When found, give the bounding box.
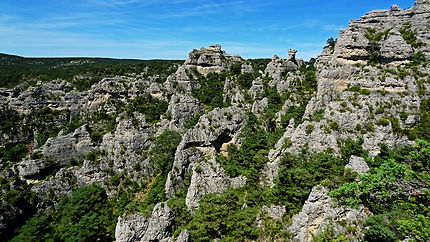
[165,106,248,199]
[345,156,370,175]
[141,202,174,242]
[15,159,47,180]
[264,53,299,82]
[41,125,96,167]
[185,154,246,210]
[334,0,430,62]
[184,44,242,76]
[167,94,204,130]
[115,213,148,242]
[288,185,371,242]
[256,205,286,227]
[380,29,414,62]
[114,202,173,242]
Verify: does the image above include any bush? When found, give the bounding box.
[13,184,114,241]
[305,124,314,134]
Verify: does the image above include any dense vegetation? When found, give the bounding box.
[12,184,115,241]
[330,140,430,241]
[0,53,183,90]
[1,45,429,241]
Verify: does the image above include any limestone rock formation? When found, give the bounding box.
[287,185,371,242]
[184,44,242,76]
[334,0,430,62]
[115,202,173,242]
[165,106,248,201]
[345,155,370,175]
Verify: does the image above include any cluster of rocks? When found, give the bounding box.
[333,0,430,63]
[1,1,430,240]
[184,44,243,76]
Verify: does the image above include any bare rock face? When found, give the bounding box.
[101,113,152,176]
[167,94,204,130]
[264,53,300,82]
[115,202,173,242]
[184,44,243,76]
[256,205,286,227]
[185,154,246,210]
[41,125,96,167]
[345,156,369,175]
[115,213,148,242]
[287,185,371,242]
[165,106,248,200]
[164,66,195,95]
[334,0,430,62]
[380,29,414,62]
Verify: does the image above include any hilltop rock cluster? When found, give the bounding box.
[1,1,429,241]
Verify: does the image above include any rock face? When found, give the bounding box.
[287,185,371,242]
[166,94,204,130]
[165,106,248,205]
[115,202,173,242]
[334,0,430,62]
[1,2,430,240]
[345,155,370,175]
[184,44,242,76]
[41,125,97,168]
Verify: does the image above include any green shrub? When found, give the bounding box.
[376,118,390,126]
[305,124,314,134]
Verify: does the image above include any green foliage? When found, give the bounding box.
[281,105,306,128]
[0,53,183,89]
[0,108,23,136]
[399,27,425,48]
[407,98,430,141]
[363,215,397,241]
[191,72,226,109]
[218,112,281,178]
[184,112,203,129]
[305,124,314,134]
[187,188,261,241]
[411,51,427,65]
[268,150,352,218]
[127,95,168,124]
[13,184,114,241]
[340,137,367,161]
[312,223,349,242]
[138,130,182,214]
[331,140,430,241]
[376,118,390,126]
[237,72,255,89]
[11,213,52,242]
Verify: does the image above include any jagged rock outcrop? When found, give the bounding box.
[184,44,242,76]
[101,112,152,177]
[115,202,173,242]
[41,125,97,167]
[264,52,300,82]
[166,94,204,129]
[345,155,369,175]
[185,154,246,210]
[334,0,430,62]
[287,185,371,242]
[256,205,286,227]
[165,106,248,201]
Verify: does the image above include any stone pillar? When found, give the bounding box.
[288,49,298,64]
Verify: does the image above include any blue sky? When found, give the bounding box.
[0,0,415,60]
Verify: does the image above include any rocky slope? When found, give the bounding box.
[1,1,430,241]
